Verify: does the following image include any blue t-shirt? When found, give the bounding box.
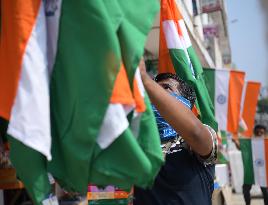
[134,136,216,205]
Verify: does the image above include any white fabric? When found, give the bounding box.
[135,68,145,97]
[162,20,184,49]
[178,19,191,48]
[240,81,247,115]
[45,0,62,75]
[215,69,230,131]
[251,138,267,187]
[7,1,52,160]
[97,104,129,149]
[131,69,146,138]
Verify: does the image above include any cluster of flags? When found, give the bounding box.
[0,0,265,203]
[0,0,164,204]
[158,0,265,189]
[158,0,261,137]
[159,0,218,132]
[202,68,261,138]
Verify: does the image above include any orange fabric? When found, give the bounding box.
[160,0,182,21]
[133,77,146,113]
[241,82,261,137]
[265,139,268,186]
[227,70,245,134]
[158,0,180,74]
[110,64,135,106]
[0,0,41,120]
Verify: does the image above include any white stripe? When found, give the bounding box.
[97,104,130,149]
[240,81,247,116]
[131,68,146,138]
[251,138,267,187]
[135,68,145,97]
[7,1,52,160]
[177,19,195,78]
[178,19,191,48]
[239,82,248,131]
[162,20,184,49]
[45,0,62,75]
[215,69,230,131]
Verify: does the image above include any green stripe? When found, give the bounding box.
[239,138,255,184]
[169,48,218,131]
[8,135,51,205]
[203,68,215,115]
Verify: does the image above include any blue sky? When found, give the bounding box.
[225,0,267,87]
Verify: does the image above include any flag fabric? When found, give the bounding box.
[0,1,52,203]
[1,0,163,204]
[240,138,268,187]
[159,0,218,131]
[203,68,245,133]
[0,0,51,161]
[48,0,162,194]
[240,82,261,137]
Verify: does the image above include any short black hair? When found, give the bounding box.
[254,124,267,134]
[155,73,196,106]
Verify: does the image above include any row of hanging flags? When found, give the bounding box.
[158,0,265,191]
[0,0,263,204]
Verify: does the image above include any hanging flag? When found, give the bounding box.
[0,1,52,203]
[48,0,162,194]
[1,0,163,204]
[159,0,218,131]
[203,68,245,133]
[0,0,51,161]
[240,82,261,137]
[240,138,268,187]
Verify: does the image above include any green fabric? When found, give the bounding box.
[239,138,255,184]
[220,130,228,146]
[169,48,218,131]
[49,0,119,192]
[8,135,51,205]
[135,94,163,187]
[48,0,160,193]
[203,68,216,112]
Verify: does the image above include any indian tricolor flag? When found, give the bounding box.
[240,138,268,187]
[159,0,218,131]
[0,0,51,159]
[1,0,163,203]
[48,0,163,193]
[0,1,54,203]
[203,68,245,133]
[240,81,261,137]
